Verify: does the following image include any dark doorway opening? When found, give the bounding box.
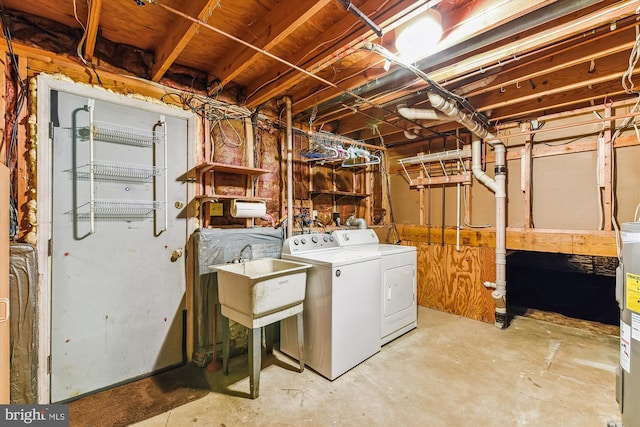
[506,251,619,326]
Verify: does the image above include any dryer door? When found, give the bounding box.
[383,264,415,317]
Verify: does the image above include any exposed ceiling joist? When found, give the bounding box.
[150,0,219,82]
[212,0,332,87]
[83,0,102,61]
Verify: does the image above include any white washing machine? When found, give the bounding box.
[280,233,381,380]
[332,229,417,345]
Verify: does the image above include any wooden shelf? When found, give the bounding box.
[196,195,270,202]
[310,190,370,200]
[189,162,271,180]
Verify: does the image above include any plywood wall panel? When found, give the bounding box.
[411,234,496,324]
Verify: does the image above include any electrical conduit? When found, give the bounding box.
[427,92,508,329]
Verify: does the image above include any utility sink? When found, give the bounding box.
[210,258,312,328]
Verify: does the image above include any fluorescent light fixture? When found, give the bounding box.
[395,9,443,62]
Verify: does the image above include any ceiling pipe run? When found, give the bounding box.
[308,0,606,119]
[397,104,448,121]
[428,91,508,329]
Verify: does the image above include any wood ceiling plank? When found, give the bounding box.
[150,0,221,82]
[261,0,561,113]
[469,50,635,114]
[83,0,102,61]
[245,0,437,108]
[306,2,631,142]
[457,26,637,99]
[212,0,332,87]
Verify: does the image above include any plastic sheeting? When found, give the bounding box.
[9,244,38,404]
[189,227,285,366]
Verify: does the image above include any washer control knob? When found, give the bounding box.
[344,234,350,241]
[329,236,334,242]
[293,239,299,245]
[301,238,307,245]
[311,235,318,243]
[323,235,328,242]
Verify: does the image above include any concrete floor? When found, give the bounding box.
[134,307,621,427]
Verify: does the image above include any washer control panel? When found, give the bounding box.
[283,233,338,254]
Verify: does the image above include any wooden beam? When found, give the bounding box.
[150,0,220,82]
[292,0,560,115]
[212,0,331,87]
[394,224,617,257]
[83,0,102,62]
[458,25,637,99]
[310,1,638,131]
[409,172,472,188]
[245,0,437,108]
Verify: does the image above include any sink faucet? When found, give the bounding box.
[232,244,253,263]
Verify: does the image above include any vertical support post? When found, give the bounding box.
[603,104,613,230]
[248,327,261,399]
[221,314,230,375]
[296,312,304,373]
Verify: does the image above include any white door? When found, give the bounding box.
[48,88,192,402]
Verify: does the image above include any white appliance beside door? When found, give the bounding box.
[280,234,381,380]
[45,83,193,402]
[332,229,417,345]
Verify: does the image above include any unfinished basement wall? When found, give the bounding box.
[387,101,638,324]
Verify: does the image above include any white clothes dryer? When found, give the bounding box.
[332,229,417,345]
[280,233,381,380]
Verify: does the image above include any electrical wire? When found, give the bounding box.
[72,0,91,66]
[1,7,26,239]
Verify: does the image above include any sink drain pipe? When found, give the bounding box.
[427,92,508,329]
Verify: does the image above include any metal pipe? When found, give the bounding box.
[336,0,383,37]
[279,97,294,238]
[309,0,612,116]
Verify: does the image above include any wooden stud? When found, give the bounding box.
[83,0,102,62]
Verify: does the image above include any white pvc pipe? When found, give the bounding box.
[397,105,448,121]
[493,143,507,327]
[429,91,508,329]
[471,139,498,193]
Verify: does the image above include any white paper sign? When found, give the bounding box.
[632,312,640,341]
[621,320,631,373]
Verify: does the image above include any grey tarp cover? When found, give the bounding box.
[9,243,38,404]
[189,227,284,366]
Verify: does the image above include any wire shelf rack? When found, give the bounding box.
[83,121,163,147]
[72,161,162,182]
[70,199,164,221]
[398,148,472,185]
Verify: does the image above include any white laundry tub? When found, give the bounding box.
[210,258,311,328]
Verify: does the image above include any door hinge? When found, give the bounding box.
[48,239,52,256]
[49,121,54,140]
[47,355,51,374]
